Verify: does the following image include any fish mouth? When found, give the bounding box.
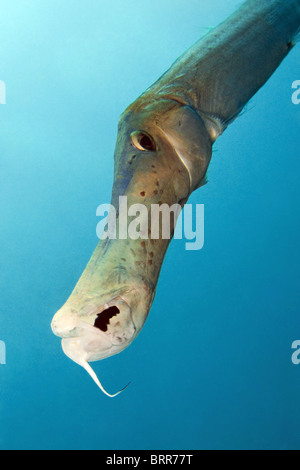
[51,271,154,396]
[51,292,144,397]
[51,294,138,361]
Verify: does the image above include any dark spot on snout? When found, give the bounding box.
[128,155,136,165]
[94,306,120,332]
[140,191,146,197]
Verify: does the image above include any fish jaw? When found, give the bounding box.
[51,283,154,362]
[51,282,153,397]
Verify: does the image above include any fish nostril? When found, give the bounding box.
[94,306,120,332]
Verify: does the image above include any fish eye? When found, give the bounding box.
[130,131,156,152]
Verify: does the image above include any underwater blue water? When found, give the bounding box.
[1,0,300,450]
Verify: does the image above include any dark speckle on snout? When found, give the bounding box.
[128,155,136,165]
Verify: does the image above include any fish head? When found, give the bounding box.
[51,98,212,396]
[112,98,213,204]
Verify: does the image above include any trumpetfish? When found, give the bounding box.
[51,0,300,396]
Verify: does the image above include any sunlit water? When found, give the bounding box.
[0,0,300,450]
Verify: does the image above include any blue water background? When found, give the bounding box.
[1,0,300,450]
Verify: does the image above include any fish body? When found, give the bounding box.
[51,0,300,396]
